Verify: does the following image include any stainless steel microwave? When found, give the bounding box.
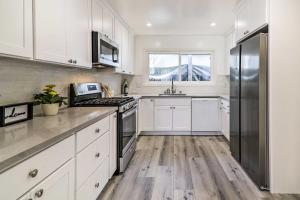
[92,31,119,67]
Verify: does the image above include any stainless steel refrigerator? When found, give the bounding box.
[230,33,269,190]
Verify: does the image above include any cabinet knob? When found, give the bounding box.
[73,60,77,64]
[244,30,249,35]
[95,128,100,133]
[68,59,73,63]
[35,189,44,198]
[95,152,100,158]
[95,182,100,188]
[28,169,39,178]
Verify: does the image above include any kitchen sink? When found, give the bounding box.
[159,93,187,96]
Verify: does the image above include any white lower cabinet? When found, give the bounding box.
[109,113,117,177]
[0,135,75,200]
[220,99,230,140]
[75,112,117,199]
[154,98,191,132]
[192,98,220,132]
[172,106,192,131]
[20,159,75,200]
[154,106,173,131]
[76,158,109,200]
[139,99,154,131]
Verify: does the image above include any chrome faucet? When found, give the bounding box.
[171,78,176,94]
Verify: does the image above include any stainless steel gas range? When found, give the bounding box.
[70,83,137,173]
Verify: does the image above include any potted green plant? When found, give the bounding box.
[34,84,68,116]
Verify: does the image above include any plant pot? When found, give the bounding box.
[41,103,59,116]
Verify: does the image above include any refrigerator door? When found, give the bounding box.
[240,33,268,189]
[230,46,241,162]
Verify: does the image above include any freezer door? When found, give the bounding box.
[240,33,268,189]
[230,46,241,162]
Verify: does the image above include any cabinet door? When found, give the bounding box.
[127,31,135,75]
[114,19,123,72]
[102,6,114,40]
[109,113,117,178]
[139,99,154,131]
[67,0,92,68]
[192,99,220,132]
[172,106,191,131]
[224,112,230,141]
[20,159,75,200]
[154,106,173,131]
[249,0,268,31]
[34,0,68,64]
[92,0,103,32]
[235,0,250,41]
[121,25,129,73]
[0,0,33,58]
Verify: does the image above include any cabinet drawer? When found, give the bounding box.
[76,116,109,152]
[76,132,109,189]
[76,158,109,200]
[155,98,191,106]
[0,135,75,200]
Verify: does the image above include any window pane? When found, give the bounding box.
[192,54,211,81]
[149,54,179,81]
[180,55,189,81]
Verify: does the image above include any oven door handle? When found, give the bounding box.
[122,106,137,119]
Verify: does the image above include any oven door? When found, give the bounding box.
[120,106,137,155]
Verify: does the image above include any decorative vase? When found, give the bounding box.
[41,103,59,116]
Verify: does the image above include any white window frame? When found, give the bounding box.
[145,50,216,86]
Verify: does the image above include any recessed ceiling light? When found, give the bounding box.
[210,22,216,27]
[146,23,152,27]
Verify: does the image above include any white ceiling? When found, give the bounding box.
[105,0,238,35]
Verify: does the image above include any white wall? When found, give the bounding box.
[269,0,300,194]
[128,35,229,95]
[0,57,123,113]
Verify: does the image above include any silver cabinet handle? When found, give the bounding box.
[95,128,100,133]
[73,60,77,64]
[68,59,73,63]
[95,182,100,188]
[170,106,172,109]
[28,169,38,178]
[114,114,117,118]
[95,152,100,158]
[35,189,44,198]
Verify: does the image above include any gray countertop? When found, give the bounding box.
[138,94,226,99]
[0,107,117,174]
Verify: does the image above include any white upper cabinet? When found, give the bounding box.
[34,0,68,64]
[127,31,135,75]
[102,6,114,40]
[0,0,33,58]
[92,0,103,32]
[114,18,123,72]
[121,25,129,73]
[235,0,250,41]
[66,0,92,68]
[234,0,268,42]
[249,0,268,31]
[34,0,92,68]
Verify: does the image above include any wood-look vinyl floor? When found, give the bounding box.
[98,136,300,200]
